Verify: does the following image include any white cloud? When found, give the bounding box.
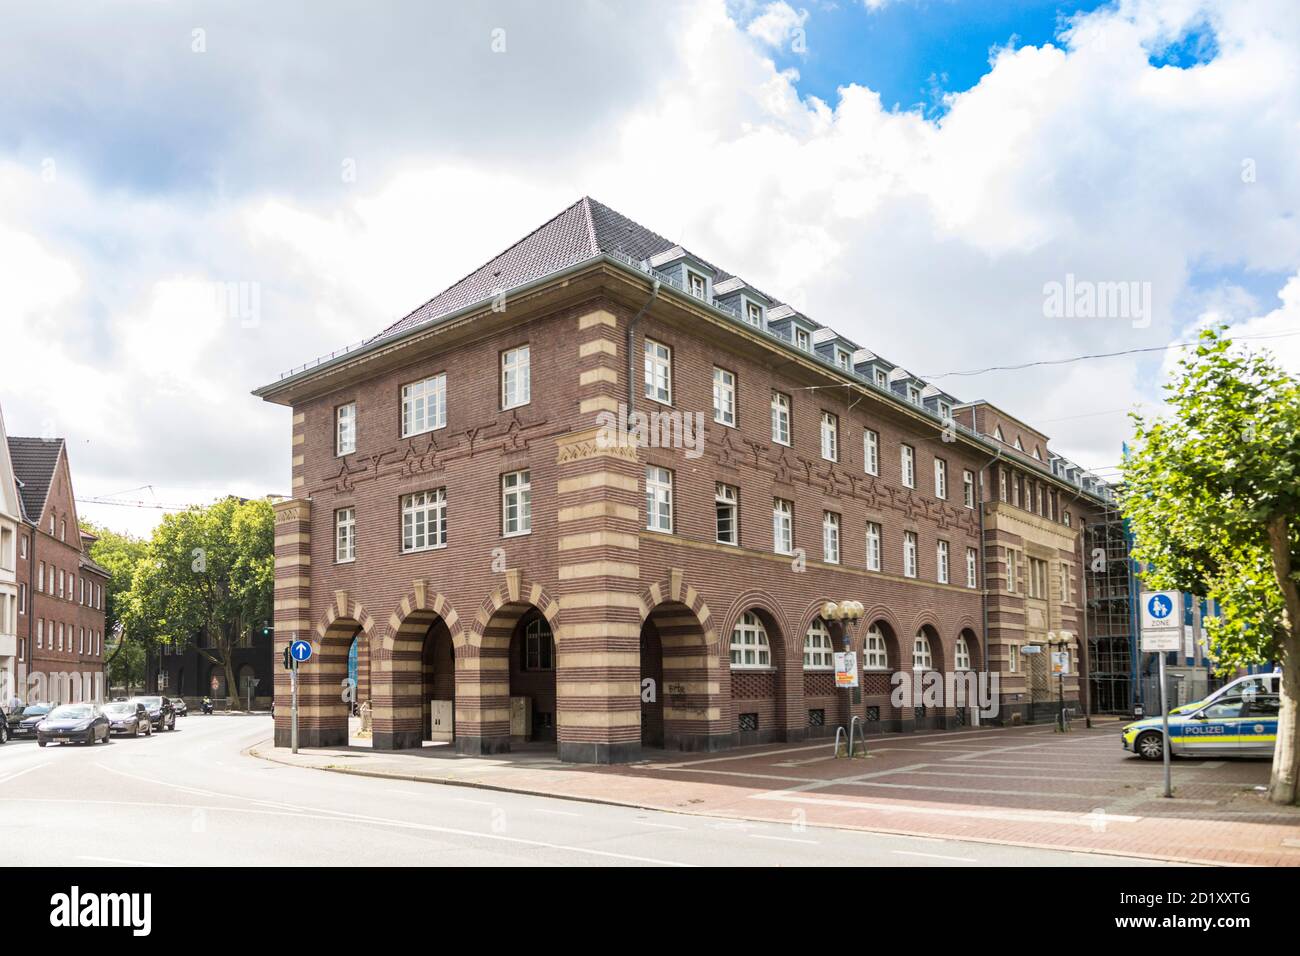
[1,0,1299,534]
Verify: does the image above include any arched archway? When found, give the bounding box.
[723,598,790,745]
[278,592,375,749]
[639,598,722,750]
[371,585,464,750]
[910,623,945,730]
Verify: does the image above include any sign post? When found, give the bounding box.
[288,636,313,754]
[1140,591,1181,798]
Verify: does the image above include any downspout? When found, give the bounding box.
[977,448,1003,724]
[626,277,661,415]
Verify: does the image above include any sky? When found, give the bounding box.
[1,0,1298,538]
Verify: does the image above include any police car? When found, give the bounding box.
[1122,694,1280,760]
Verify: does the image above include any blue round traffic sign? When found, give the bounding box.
[289,639,313,662]
[1147,594,1173,619]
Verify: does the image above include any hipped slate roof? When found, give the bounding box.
[373,197,685,342]
[7,437,63,523]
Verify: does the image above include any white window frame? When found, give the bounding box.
[1006,547,1019,593]
[903,531,917,578]
[864,626,889,670]
[913,632,933,671]
[644,339,672,405]
[715,482,738,546]
[713,367,736,427]
[795,327,811,352]
[820,411,838,462]
[730,611,771,669]
[822,511,840,565]
[937,539,950,584]
[501,345,531,410]
[1009,644,1019,673]
[934,458,947,499]
[401,489,447,553]
[863,429,879,475]
[773,498,793,555]
[502,469,532,537]
[803,619,835,670]
[771,391,791,446]
[1060,561,1070,604]
[745,300,763,327]
[866,522,881,571]
[955,636,972,671]
[966,547,978,589]
[645,466,673,533]
[907,384,922,405]
[901,444,915,488]
[687,270,708,300]
[963,469,975,509]
[836,349,850,370]
[401,374,446,437]
[873,368,888,389]
[336,402,356,456]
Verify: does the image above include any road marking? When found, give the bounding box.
[893,850,977,863]
[534,808,583,818]
[76,855,165,867]
[750,833,819,845]
[634,820,689,831]
[751,790,1141,826]
[0,765,44,785]
[452,796,498,806]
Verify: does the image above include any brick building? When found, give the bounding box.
[7,434,109,704]
[256,197,1113,762]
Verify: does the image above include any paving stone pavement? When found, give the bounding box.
[248,718,1300,866]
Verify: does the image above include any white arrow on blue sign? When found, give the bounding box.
[289,640,313,663]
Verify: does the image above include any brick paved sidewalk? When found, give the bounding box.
[247,719,1300,866]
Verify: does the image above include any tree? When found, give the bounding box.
[1122,326,1300,805]
[82,522,150,685]
[127,497,274,708]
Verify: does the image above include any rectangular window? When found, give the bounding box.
[773,498,793,555]
[37,619,43,650]
[796,327,811,351]
[907,384,922,405]
[874,368,888,389]
[1006,548,1019,593]
[58,570,64,599]
[963,469,975,509]
[501,345,531,409]
[19,583,26,615]
[1028,557,1048,599]
[336,402,356,456]
[687,270,707,300]
[966,547,978,589]
[934,458,947,499]
[401,374,446,437]
[1009,645,1019,673]
[863,429,879,475]
[645,466,673,533]
[901,444,915,488]
[823,512,840,564]
[836,350,850,370]
[903,531,917,578]
[38,562,44,592]
[1059,561,1070,603]
[19,534,27,559]
[820,411,838,462]
[402,489,447,552]
[864,629,888,669]
[502,469,532,536]
[866,522,882,571]
[644,339,672,404]
[746,301,763,327]
[713,367,736,426]
[715,483,738,545]
[335,507,355,562]
[937,540,950,584]
[771,391,791,446]
[938,401,952,421]
[999,469,1008,502]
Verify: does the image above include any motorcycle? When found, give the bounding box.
[201,697,214,715]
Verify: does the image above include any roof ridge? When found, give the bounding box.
[579,196,600,257]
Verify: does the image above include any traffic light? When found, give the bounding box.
[281,646,292,670]
[260,622,274,639]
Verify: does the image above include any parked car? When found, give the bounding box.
[0,706,8,744]
[10,702,54,740]
[36,703,111,747]
[101,700,153,737]
[1123,694,1281,759]
[127,695,176,732]
[172,697,188,717]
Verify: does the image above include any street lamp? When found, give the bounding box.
[822,601,866,749]
[1047,630,1072,732]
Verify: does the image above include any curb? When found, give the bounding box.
[244,740,1241,868]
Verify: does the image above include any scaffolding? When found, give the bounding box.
[1084,506,1137,714]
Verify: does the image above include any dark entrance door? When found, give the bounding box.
[640,626,664,748]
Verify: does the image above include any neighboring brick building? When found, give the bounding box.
[256,197,1112,762]
[7,435,109,704]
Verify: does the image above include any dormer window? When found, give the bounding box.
[907,384,922,405]
[687,270,707,300]
[836,350,850,370]
[874,368,888,389]
[1014,437,1024,451]
[745,301,763,327]
[796,328,811,351]
[1033,446,1042,461]
[994,426,1005,442]
[938,401,952,421]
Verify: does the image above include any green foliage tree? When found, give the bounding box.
[122,497,274,708]
[82,522,150,685]
[1122,327,1300,804]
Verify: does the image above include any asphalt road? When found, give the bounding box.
[0,715,1175,867]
